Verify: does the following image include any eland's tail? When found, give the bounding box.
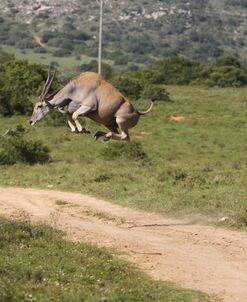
[137,101,154,116]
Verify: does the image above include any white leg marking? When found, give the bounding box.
[74,119,83,132]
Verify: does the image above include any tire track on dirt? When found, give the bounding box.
[0,187,246,302]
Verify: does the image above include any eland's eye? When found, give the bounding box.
[37,104,43,108]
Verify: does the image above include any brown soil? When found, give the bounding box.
[0,187,246,302]
[34,35,46,48]
[169,115,186,121]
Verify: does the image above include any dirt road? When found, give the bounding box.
[0,187,246,302]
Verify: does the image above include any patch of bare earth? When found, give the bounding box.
[133,131,153,139]
[0,187,246,302]
[169,115,186,121]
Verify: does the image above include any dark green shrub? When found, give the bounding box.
[201,56,247,87]
[0,49,14,63]
[0,126,51,165]
[0,145,17,165]
[0,17,34,50]
[206,66,247,87]
[0,51,60,116]
[16,39,36,49]
[110,75,144,100]
[0,90,12,116]
[124,57,204,86]
[45,110,67,127]
[226,0,247,7]
[76,60,113,79]
[13,139,50,164]
[133,55,247,88]
[135,69,164,85]
[158,168,188,184]
[152,56,203,85]
[141,84,170,102]
[34,47,47,54]
[0,55,49,116]
[212,56,241,68]
[49,61,60,68]
[101,141,148,161]
[94,173,113,183]
[42,31,57,43]
[114,56,129,66]
[53,49,72,57]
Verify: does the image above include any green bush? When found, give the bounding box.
[110,75,144,100]
[101,141,148,161]
[76,60,113,79]
[109,74,170,102]
[0,51,60,116]
[212,56,241,68]
[142,84,170,102]
[13,139,50,164]
[0,90,12,117]
[204,65,247,87]
[34,47,47,54]
[0,144,17,165]
[152,56,203,85]
[132,55,247,88]
[53,49,72,57]
[0,126,51,165]
[114,56,129,65]
[0,58,42,115]
[45,110,67,127]
[41,26,91,57]
[0,17,35,50]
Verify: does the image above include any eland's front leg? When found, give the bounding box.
[66,113,77,133]
[66,112,90,134]
[72,105,92,133]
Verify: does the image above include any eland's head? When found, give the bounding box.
[29,68,57,126]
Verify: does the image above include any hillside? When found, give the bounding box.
[0,0,247,65]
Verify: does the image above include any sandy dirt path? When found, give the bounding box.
[0,187,246,302]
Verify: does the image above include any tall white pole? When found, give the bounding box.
[98,0,104,75]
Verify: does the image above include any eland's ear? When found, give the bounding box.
[44,99,55,109]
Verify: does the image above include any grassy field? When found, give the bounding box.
[0,85,247,229]
[0,217,212,302]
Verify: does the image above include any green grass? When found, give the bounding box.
[1,86,247,229]
[1,45,113,70]
[0,217,212,302]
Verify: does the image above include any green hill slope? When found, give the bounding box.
[0,0,247,64]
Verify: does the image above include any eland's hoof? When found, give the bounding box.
[81,127,91,134]
[103,132,112,142]
[94,131,106,141]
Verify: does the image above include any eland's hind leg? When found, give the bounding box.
[94,125,119,141]
[100,116,133,141]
